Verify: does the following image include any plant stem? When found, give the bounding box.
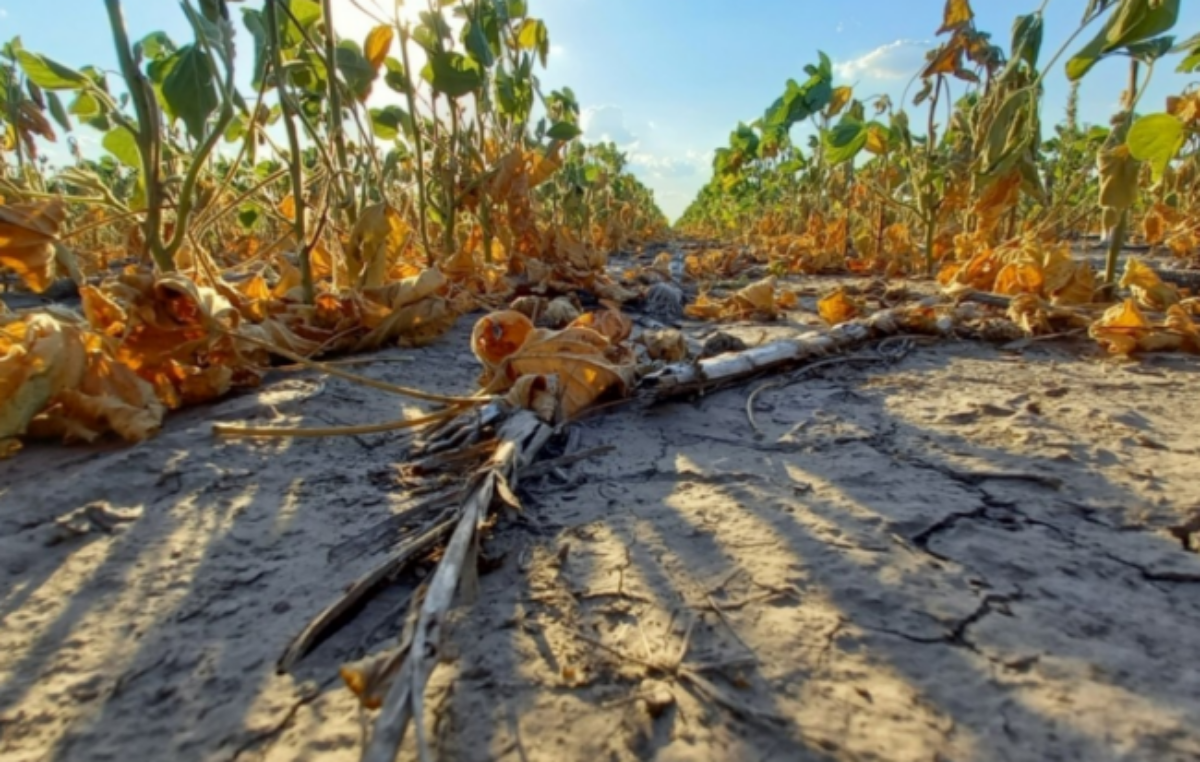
[104,0,170,272]
[396,22,436,268]
[321,0,357,225]
[1101,59,1143,290]
[267,0,314,303]
[1103,209,1127,288]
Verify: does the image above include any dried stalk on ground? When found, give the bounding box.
[360,408,553,762]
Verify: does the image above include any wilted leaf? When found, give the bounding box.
[1098,144,1141,211]
[818,288,862,325]
[1,309,163,453]
[472,310,536,372]
[994,261,1045,296]
[569,302,632,344]
[348,203,411,289]
[472,311,635,420]
[1090,299,1156,355]
[685,277,790,321]
[640,329,688,363]
[939,0,975,34]
[1120,257,1179,310]
[0,199,66,293]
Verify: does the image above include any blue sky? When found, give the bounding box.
[2,1,1199,220]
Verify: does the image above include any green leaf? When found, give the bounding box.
[46,92,71,133]
[237,205,261,230]
[181,1,229,64]
[15,50,89,90]
[505,0,528,20]
[421,51,483,98]
[282,0,322,47]
[1067,0,1181,81]
[516,18,549,66]
[102,126,142,169]
[463,18,496,68]
[383,57,411,95]
[334,41,375,102]
[138,31,178,62]
[224,113,248,143]
[161,44,218,140]
[494,66,532,118]
[1179,50,1200,72]
[1125,35,1175,63]
[546,121,581,141]
[1127,112,1185,181]
[763,55,833,132]
[823,118,869,164]
[369,105,411,140]
[412,24,441,53]
[729,122,760,158]
[1011,13,1044,71]
[241,8,270,86]
[1173,31,1200,71]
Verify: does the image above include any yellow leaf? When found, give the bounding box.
[570,303,632,344]
[347,203,411,290]
[529,147,563,188]
[355,295,456,351]
[1007,294,1051,335]
[1098,144,1140,211]
[1143,207,1166,246]
[364,25,394,71]
[472,310,535,372]
[1090,299,1151,355]
[939,0,974,33]
[827,86,853,117]
[278,194,297,221]
[865,124,889,155]
[734,278,778,315]
[1120,257,1179,310]
[0,199,66,293]
[1163,305,1200,353]
[1,310,163,448]
[994,262,1044,296]
[818,289,862,326]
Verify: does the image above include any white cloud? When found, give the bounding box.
[0,9,8,19]
[834,39,927,82]
[581,105,638,147]
[628,149,711,180]
[550,44,566,59]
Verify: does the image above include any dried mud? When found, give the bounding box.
[3,289,1200,762]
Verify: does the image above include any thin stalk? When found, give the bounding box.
[7,73,24,175]
[104,0,168,271]
[443,101,461,258]
[321,0,357,224]
[396,22,436,267]
[1103,59,1142,288]
[267,0,314,303]
[1103,210,1128,288]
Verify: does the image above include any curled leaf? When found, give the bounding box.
[0,199,66,293]
[818,288,863,325]
[1120,257,1179,310]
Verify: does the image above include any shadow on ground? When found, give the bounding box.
[2,319,1199,762]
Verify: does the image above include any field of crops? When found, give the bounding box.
[2,1,1200,761]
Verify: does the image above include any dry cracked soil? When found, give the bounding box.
[2,297,1200,762]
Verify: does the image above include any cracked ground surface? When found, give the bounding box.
[2,314,1200,762]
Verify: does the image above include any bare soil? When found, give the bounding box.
[3,280,1200,762]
